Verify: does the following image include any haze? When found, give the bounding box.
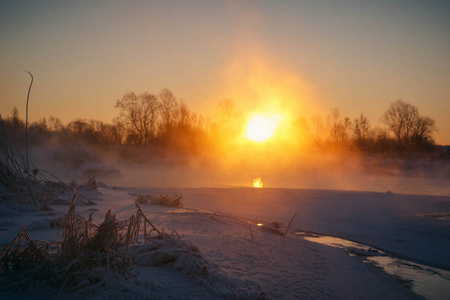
[1,0,449,144]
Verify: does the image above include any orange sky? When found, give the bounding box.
[1,1,449,144]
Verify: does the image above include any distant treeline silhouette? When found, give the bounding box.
[1,89,443,158]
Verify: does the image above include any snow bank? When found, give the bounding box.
[1,184,445,299]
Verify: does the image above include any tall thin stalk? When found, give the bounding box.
[282,212,297,243]
[25,71,33,174]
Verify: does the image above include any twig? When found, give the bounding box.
[135,200,161,234]
[249,225,255,240]
[282,212,297,243]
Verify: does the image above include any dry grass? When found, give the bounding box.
[0,227,53,273]
[136,193,183,208]
[0,189,180,290]
[0,190,268,299]
[1,114,43,208]
[0,114,96,209]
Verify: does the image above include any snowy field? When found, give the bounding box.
[1,173,449,299]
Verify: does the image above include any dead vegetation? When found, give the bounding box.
[260,222,285,236]
[0,227,51,272]
[1,114,48,209]
[0,114,96,209]
[136,192,183,208]
[0,190,184,293]
[0,188,268,299]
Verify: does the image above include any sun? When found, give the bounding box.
[246,114,281,142]
[253,177,263,188]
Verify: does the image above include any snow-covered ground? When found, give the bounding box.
[1,180,449,299]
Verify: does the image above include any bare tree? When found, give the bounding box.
[49,116,64,132]
[412,116,437,145]
[10,107,24,130]
[115,92,159,145]
[327,108,352,144]
[381,100,436,146]
[29,118,48,136]
[177,102,190,130]
[381,100,417,143]
[353,114,372,142]
[158,88,179,136]
[66,119,92,138]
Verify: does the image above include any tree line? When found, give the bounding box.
[307,100,437,154]
[0,89,440,157]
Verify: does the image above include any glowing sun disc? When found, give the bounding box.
[246,115,278,142]
[253,177,263,188]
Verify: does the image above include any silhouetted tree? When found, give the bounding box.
[158,88,179,137]
[353,114,371,140]
[49,116,64,132]
[177,102,190,130]
[381,100,417,143]
[67,119,92,139]
[326,108,351,144]
[169,102,209,153]
[174,102,205,134]
[381,100,437,148]
[115,92,159,145]
[411,116,437,146]
[353,114,373,149]
[102,122,125,145]
[2,107,26,145]
[29,118,48,136]
[10,107,24,130]
[372,127,396,153]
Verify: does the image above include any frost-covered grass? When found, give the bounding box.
[1,183,443,299]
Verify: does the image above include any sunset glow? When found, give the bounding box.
[0,1,449,299]
[253,177,263,188]
[246,114,281,142]
[0,1,449,144]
